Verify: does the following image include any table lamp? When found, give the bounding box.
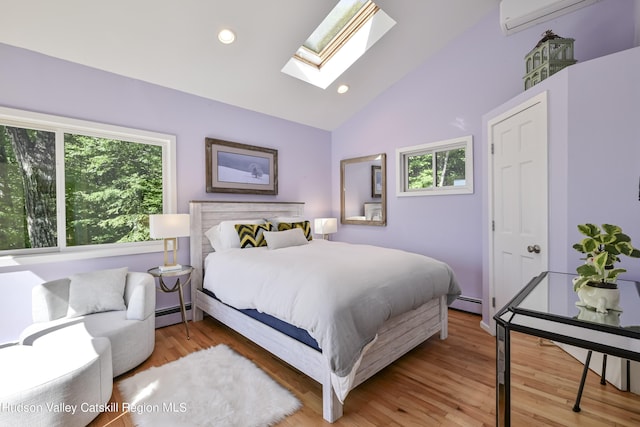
[149,214,190,271]
[314,218,338,240]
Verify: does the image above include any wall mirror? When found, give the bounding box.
[341,153,386,226]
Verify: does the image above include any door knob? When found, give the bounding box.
[527,244,541,254]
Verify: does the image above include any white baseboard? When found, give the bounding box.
[451,295,482,314]
[155,305,191,329]
[480,320,494,336]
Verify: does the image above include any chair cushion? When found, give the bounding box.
[20,311,155,377]
[67,267,128,317]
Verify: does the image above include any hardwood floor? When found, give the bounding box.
[89,309,640,426]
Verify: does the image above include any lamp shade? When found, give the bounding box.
[314,218,338,235]
[149,214,190,239]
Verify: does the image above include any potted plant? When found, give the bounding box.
[572,223,640,313]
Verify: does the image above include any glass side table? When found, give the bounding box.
[148,265,193,339]
[494,271,640,426]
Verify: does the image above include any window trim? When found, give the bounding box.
[281,0,395,90]
[0,106,177,267]
[396,135,473,197]
[294,1,379,69]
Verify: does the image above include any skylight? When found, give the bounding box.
[281,0,395,89]
[299,0,371,66]
[304,0,368,53]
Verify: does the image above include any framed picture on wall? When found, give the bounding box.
[205,138,278,195]
[371,165,382,198]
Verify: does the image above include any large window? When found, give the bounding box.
[396,136,473,197]
[0,107,176,264]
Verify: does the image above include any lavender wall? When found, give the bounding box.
[480,45,640,329]
[331,0,637,314]
[0,44,331,341]
[566,47,640,277]
[1,1,637,342]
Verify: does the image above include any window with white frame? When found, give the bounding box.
[0,107,176,263]
[396,136,473,196]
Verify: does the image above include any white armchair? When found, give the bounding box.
[1,324,113,427]
[20,268,156,377]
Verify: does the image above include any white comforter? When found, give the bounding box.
[203,239,460,399]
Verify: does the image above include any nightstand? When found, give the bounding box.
[147,265,193,339]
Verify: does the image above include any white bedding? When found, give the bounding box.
[203,239,461,400]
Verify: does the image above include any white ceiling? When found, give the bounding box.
[0,0,499,131]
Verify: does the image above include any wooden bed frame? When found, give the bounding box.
[189,201,448,423]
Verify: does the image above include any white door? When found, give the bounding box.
[489,91,549,328]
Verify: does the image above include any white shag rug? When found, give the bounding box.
[117,345,301,427]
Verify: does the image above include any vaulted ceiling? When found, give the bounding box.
[0,1,499,130]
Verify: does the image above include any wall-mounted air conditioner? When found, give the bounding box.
[500,0,600,35]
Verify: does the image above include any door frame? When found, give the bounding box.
[487,91,549,334]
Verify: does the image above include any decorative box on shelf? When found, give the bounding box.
[524,30,576,90]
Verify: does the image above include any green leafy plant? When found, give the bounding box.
[572,223,640,291]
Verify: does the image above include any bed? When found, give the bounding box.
[189,201,460,423]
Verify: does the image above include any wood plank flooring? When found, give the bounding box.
[89,309,640,426]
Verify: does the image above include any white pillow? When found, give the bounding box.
[264,228,309,250]
[205,219,266,251]
[66,267,128,317]
[204,225,223,251]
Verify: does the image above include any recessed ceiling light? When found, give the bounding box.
[218,29,236,44]
[337,84,350,94]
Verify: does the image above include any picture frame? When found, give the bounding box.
[371,165,382,198]
[205,138,278,195]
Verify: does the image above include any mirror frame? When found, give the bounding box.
[340,153,386,226]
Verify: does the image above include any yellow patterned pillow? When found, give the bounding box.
[235,223,272,248]
[277,221,313,241]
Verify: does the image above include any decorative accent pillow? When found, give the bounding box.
[266,216,304,229]
[235,223,273,248]
[277,220,313,241]
[66,267,128,318]
[264,228,309,250]
[205,219,266,251]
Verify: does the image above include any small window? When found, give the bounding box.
[396,136,473,197]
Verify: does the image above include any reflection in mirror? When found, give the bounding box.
[341,153,386,226]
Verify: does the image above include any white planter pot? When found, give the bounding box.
[576,284,621,314]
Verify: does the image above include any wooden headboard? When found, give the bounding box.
[188,201,304,310]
